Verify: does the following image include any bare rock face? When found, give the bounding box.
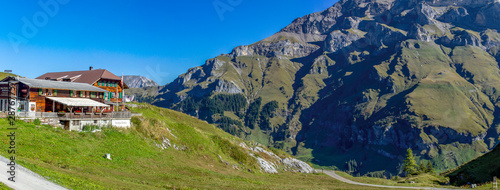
[215,79,242,94]
[256,157,278,174]
[439,7,470,24]
[230,40,320,58]
[408,24,432,42]
[123,75,159,88]
[325,30,362,52]
[281,158,314,173]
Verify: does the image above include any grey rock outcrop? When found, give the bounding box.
[325,30,362,52]
[256,157,278,174]
[281,158,314,173]
[124,75,159,88]
[215,79,242,94]
[230,40,319,58]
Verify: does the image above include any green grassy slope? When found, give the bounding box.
[0,72,18,80]
[0,104,384,190]
[445,143,500,186]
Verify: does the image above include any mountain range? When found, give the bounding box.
[135,0,500,176]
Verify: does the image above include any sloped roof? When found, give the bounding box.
[8,77,108,92]
[36,69,121,84]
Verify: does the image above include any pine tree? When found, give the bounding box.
[419,161,427,174]
[427,161,434,173]
[403,148,418,175]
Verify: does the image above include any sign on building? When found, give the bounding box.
[29,102,36,113]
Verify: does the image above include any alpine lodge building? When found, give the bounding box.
[0,67,132,131]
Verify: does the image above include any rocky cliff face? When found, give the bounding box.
[152,0,500,175]
[123,75,159,88]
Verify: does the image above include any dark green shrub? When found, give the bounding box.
[33,118,41,125]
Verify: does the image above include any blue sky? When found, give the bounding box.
[0,0,337,85]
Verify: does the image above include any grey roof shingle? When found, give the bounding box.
[16,77,108,92]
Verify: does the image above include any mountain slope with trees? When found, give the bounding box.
[144,0,500,176]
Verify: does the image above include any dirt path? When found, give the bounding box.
[318,170,464,190]
[0,156,67,190]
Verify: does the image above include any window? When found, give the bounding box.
[91,92,96,98]
[79,91,83,97]
[107,81,110,87]
[47,89,52,96]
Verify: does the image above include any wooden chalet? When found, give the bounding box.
[1,76,109,112]
[0,75,131,131]
[36,67,129,105]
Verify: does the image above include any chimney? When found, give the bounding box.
[89,66,93,70]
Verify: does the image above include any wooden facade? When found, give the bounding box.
[36,68,128,103]
[28,88,106,112]
[0,76,109,113]
[93,79,124,103]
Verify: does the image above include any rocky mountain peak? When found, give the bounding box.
[123,75,159,88]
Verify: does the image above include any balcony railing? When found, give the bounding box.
[1,111,131,119]
[57,111,131,119]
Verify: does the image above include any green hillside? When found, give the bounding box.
[0,104,384,189]
[445,143,500,186]
[0,72,18,80]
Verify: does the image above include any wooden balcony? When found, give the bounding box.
[6,111,131,119]
[57,111,131,119]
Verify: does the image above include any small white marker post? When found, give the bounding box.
[104,153,112,160]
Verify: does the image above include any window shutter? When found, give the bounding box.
[80,91,83,97]
[54,89,57,96]
[39,89,42,95]
[70,90,73,97]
